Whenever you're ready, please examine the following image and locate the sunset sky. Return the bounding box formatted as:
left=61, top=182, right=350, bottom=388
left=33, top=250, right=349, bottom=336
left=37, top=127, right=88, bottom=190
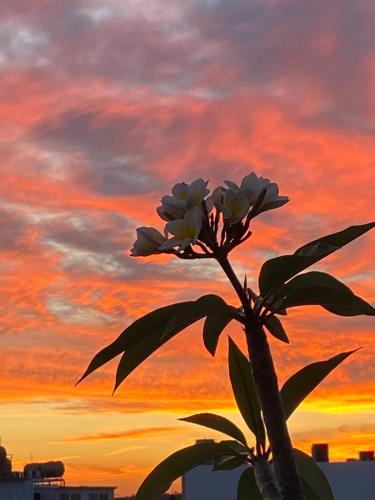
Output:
left=0, top=0, right=374, bottom=496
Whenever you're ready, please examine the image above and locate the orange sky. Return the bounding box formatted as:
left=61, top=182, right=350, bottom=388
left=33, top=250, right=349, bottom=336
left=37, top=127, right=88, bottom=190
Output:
left=0, top=0, right=374, bottom=495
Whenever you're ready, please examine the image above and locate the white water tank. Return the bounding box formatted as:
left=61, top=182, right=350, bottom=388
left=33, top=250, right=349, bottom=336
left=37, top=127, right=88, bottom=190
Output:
left=24, top=461, right=65, bottom=479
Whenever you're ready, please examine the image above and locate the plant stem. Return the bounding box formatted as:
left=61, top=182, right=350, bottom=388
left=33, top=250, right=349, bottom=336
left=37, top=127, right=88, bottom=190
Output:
left=254, top=459, right=281, bottom=500
left=217, top=254, right=305, bottom=500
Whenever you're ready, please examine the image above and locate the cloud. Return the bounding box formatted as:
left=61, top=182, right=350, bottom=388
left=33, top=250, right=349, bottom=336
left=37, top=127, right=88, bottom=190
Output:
left=64, top=426, right=180, bottom=442
left=103, top=445, right=146, bottom=457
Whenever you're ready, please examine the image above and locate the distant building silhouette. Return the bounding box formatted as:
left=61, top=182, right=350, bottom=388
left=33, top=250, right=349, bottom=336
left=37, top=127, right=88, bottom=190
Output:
left=183, top=442, right=375, bottom=500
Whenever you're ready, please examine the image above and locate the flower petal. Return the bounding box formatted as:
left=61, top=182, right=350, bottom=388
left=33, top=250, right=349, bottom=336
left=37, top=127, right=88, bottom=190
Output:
left=223, top=190, right=251, bottom=224
left=187, top=178, right=210, bottom=207
left=172, top=182, right=189, bottom=201
left=224, top=180, right=240, bottom=191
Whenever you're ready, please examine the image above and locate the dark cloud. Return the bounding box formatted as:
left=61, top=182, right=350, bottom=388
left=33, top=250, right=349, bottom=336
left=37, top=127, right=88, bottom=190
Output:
left=33, top=110, right=143, bottom=157
left=1, top=0, right=201, bottom=90
left=33, top=108, right=164, bottom=195
left=187, top=0, right=375, bottom=130
left=76, top=162, right=161, bottom=197
left=38, top=209, right=217, bottom=284
left=0, top=207, right=27, bottom=251
left=45, top=213, right=132, bottom=254
left=3, top=0, right=375, bottom=133
left=40, top=210, right=138, bottom=279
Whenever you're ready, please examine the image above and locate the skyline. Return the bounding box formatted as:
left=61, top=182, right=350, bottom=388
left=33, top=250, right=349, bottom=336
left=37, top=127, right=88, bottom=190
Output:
left=1, top=0, right=374, bottom=496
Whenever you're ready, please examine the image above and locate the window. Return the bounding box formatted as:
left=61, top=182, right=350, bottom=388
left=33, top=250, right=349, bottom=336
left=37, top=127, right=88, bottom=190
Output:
left=71, top=494, right=81, bottom=500
left=99, top=494, right=109, bottom=500
left=88, top=494, right=98, bottom=500
left=59, top=494, right=69, bottom=500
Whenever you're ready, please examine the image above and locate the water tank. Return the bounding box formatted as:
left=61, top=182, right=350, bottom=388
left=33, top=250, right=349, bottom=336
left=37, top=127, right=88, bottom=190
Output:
left=24, top=461, right=65, bottom=478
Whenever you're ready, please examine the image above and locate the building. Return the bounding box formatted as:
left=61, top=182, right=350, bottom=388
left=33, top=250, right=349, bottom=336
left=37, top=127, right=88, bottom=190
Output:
left=182, top=442, right=375, bottom=500
left=34, top=485, right=115, bottom=500
left=0, top=478, right=34, bottom=500
left=0, top=444, right=116, bottom=500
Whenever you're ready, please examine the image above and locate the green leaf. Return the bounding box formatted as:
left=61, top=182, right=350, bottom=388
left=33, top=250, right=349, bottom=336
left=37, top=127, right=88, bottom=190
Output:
left=114, top=296, right=229, bottom=391
left=296, top=222, right=375, bottom=257
left=77, top=301, right=192, bottom=385
left=301, top=478, right=320, bottom=500
left=259, top=222, right=375, bottom=296
left=213, top=455, right=244, bottom=471
left=79, top=294, right=232, bottom=392
left=180, top=413, right=248, bottom=446
left=228, top=338, right=266, bottom=449
left=271, top=271, right=375, bottom=316
left=163, top=294, right=230, bottom=339
left=323, top=295, right=375, bottom=316
left=237, top=467, right=262, bottom=500
left=135, top=441, right=239, bottom=500
left=203, top=312, right=233, bottom=356
left=281, top=350, right=358, bottom=419
left=263, top=315, right=289, bottom=343
left=281, top=271, right=350, bottom=296
left=294, top=449, right=334, bottom=500
left=259, top=254, right=318, bottom=297
left=113, top=317, right=187, bottom=392
left=276, top=271, right=369, bottom=310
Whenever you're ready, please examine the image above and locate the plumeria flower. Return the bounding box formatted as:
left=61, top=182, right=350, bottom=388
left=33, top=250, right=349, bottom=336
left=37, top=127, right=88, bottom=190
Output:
left=157, top=178, right=209, bottom=221
left=225, top=172, right=269, bottom=204
left=159, top=206, right=203, bottom=250
left=221, top=189, right=251, bottom=224
left=185, top=178, right=210, bottom=207
left=130, top=227, right=166, bottom=257
left=209, top=186, right=225, bottom=208
left=157, top=197, right=186, bottom=221
left=225, top=172, right=288, bottom=215
left=254, top=182, right=289, bottom=216
left=208, top=187, right=250, bottom=225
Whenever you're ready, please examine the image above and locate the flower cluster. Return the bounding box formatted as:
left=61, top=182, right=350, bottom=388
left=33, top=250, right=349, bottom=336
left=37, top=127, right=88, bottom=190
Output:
left=130, top=173, right=288, bottom=258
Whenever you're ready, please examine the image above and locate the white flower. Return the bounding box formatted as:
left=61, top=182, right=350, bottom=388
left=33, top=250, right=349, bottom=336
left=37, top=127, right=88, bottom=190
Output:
left=254, top=182, right=289, bottom=215
left=240, top=173, right=270, bottom=204
left=221, top=189, right=251, bottom=224
left=208, top=186, right=250, bottom=224
left=185, top=178, right=210, bottom=207
left=130, top=227, right=166, bottom=257
left=157, top=197, right=186, bottom=221
left=211, top=186, right=226, bottom=206
left=225, top=172, right=288, bottom=215
left=157, top=178, right=209, bottom=221
left=225, top=173, right=267, bottom=204
left=159, top=206, right=203, bottom=250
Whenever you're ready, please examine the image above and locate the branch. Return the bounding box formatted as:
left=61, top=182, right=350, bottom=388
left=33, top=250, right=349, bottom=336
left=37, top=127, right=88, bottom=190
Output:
left=254, top=459, right=281, bottom=500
